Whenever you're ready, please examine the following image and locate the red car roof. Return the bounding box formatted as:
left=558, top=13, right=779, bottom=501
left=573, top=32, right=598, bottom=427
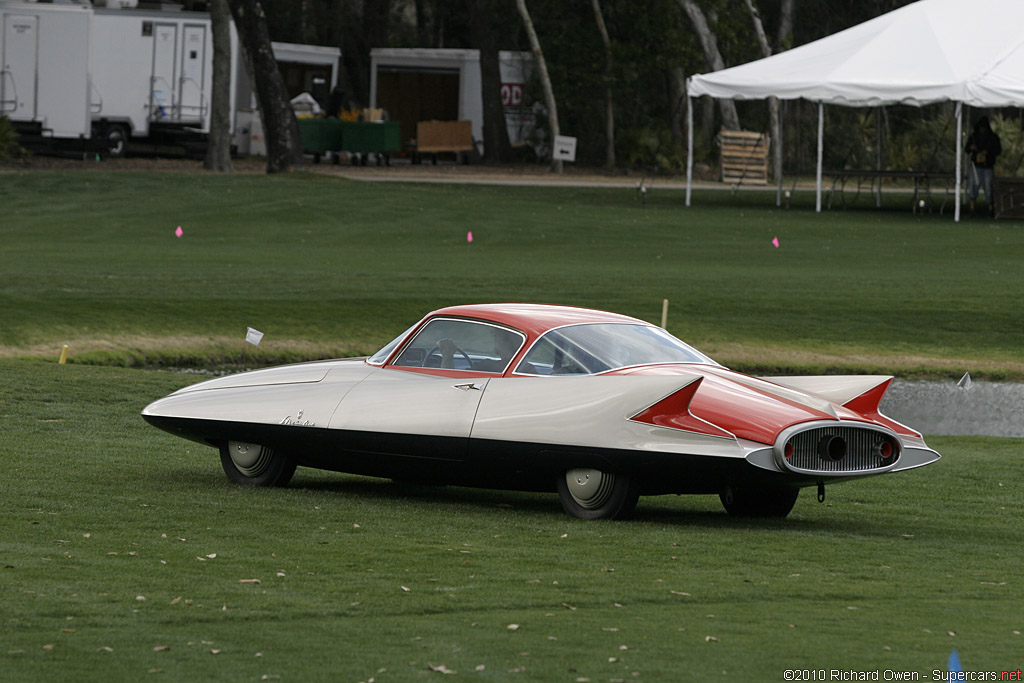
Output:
left=428, top=303, right=650, bottom=338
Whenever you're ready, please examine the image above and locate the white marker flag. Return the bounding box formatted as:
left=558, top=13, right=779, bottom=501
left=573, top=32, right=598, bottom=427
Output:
left=246, top=327, right=264, bottom=346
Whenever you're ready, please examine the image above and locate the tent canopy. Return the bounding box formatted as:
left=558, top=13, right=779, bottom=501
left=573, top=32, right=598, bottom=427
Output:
left=688, top=0, right=1024, bottom=108
left=683, top=0, right=1024, bottom=220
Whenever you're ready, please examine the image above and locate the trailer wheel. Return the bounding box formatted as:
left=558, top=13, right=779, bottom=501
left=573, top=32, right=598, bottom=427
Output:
left=101, top=124, right=129, bottom=159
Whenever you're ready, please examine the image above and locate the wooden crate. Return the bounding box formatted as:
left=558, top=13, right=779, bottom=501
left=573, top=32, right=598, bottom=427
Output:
left=720, top=129, right=770, bottom=185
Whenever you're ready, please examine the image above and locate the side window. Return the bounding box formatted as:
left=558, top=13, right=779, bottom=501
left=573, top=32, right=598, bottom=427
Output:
left=391, top=319, right=525, bottom=373
left=516, top=330, right=606, bottom=375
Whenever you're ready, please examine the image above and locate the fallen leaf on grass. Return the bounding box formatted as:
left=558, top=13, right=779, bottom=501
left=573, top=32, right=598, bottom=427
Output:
left=704, top=636, right=718, bottom=642
left=401, top=586, right=410, bottom=592
left=42, top=644, right=54, bottom=651
left=507, top=624, right=520, bottom=631
left=428, top=664, right=456, bottom=674
left=670, top=591, right=691, bottom=597
left=170, top=597, right=181, bottom=605
left=153, top=646, right=170, bottom=652
left=238, top=579, right=261, bottom=584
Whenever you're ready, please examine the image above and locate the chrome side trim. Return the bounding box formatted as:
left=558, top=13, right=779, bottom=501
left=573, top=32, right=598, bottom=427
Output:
left=745, top=447, right=780, bottom=472
left=889, top=446, right=941, bottom=472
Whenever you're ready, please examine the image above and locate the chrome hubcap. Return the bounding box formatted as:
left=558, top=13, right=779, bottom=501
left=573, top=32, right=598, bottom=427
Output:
left=228, top=441, right=273, bottom=477
left=565, top=468, right=615, bottom=509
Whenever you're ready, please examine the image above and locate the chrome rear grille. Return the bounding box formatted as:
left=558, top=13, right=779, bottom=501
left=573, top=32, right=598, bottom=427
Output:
left=782, top=425, right=900, bottom=474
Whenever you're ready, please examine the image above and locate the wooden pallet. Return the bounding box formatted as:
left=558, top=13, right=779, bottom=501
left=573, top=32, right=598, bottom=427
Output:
left=720, top=129, right=770, bottom=185
left=994, top=178, right=1024, bottom=219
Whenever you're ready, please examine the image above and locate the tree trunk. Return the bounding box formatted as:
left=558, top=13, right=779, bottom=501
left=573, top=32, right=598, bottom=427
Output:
left=227, top=0, right=303, bottom=173
left=742, top=0, right=779, bottom=182
left=676, top=0, right=740, bottom=131
left=775, top=0, right=795, bottom=51
left=471, top=1, right=513, bottom=163
left=515, top=0, right=562, bottom=173
left=204, top=0, right=234, bottom=172
left=669, top=66, right=686, bottom=146
left=590, top=0, right=615, bottom=169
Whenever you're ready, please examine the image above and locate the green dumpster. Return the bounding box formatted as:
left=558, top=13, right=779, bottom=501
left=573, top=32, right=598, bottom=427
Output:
left=296, top=119, right=343, bottom=159
left=340, top=121, right=401, bottom=164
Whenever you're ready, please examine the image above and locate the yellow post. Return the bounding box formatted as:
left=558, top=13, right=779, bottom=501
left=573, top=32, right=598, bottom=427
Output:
left=58, top=344, right=69, bottom=365
left=661, top=299, right=669, bottom=329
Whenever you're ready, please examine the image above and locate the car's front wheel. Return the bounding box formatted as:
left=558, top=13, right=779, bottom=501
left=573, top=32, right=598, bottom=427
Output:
left=219, top=441, right=296, bottom=487
left=556, top=468, right=640, bottom=520
left=719, top=485, right=798, bottom=518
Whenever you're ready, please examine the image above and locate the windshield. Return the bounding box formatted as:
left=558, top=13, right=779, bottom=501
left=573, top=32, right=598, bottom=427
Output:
left=515, top=323, right=717, bottom=376
left=367, top=324, right=417, bottom=365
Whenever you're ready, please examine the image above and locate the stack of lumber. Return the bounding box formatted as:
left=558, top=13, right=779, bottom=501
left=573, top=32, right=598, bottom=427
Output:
left=720, top=129, right=770, bottom=185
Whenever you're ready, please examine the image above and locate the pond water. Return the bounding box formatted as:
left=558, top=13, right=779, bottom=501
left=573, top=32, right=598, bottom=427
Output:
left=881, top=379, right=1024, bottom=438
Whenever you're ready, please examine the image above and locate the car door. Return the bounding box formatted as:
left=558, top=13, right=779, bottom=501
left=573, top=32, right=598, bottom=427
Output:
left=328, top=368, right=488, bottom=461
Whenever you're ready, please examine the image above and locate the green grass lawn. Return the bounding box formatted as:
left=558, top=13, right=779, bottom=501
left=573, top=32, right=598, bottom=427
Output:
left=1, top=360, right=1021, bottom=681
left=1, top=170, right=1022, bottom=377
left=1, top=170, right=1022, bottom=681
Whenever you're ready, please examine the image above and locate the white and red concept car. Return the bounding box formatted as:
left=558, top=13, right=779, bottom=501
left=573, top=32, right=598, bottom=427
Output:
left=142, top=304, right=940, bottom=519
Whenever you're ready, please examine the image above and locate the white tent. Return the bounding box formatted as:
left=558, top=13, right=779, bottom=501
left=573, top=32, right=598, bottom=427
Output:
left=685, top=0, right=1024, bottom=220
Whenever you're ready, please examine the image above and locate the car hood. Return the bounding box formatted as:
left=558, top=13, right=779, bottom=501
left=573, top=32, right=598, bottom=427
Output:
left=169, top=358, right=363, bottom=395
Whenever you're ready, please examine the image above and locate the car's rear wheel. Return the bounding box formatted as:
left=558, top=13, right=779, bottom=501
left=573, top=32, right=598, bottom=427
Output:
left=220, top=441, right=296, bottom=487
left=557, top=468, right=640, bottom=520
left=719, top=485, right=799, bottom=518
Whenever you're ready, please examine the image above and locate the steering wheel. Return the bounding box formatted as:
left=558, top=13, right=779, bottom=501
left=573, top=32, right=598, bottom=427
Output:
left=423, top=344, right=473, bottom=369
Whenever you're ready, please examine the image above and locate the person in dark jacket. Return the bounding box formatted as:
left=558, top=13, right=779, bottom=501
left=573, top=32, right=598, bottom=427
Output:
left=966, top=116, right=1002, bottom=217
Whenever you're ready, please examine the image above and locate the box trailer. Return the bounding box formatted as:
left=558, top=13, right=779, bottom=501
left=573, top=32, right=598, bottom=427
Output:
left=90, top=3, right=222, bottom=156
left=1, top=0, right=339, bottom=158
left=1, top=0, right=93, bottom=142
left=368, top=47, right=535, bottom=158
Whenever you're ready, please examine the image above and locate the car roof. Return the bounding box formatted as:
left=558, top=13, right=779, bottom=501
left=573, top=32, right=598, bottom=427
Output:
left=428, top=303, right=650, bottom=338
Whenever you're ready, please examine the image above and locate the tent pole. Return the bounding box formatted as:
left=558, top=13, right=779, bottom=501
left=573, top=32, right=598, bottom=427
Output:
left=816, top=102, right=824, bottom=213
left=686, top=94, right=694, bottom=207
left=776, top=99, right=783, bottom=207
left=876, top=107, right=883, bottom=208
left=954, top=102, right=962, bottom=222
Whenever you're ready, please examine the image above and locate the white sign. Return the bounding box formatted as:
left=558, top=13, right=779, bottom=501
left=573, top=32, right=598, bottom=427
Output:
left=246, top=327, right=264, bottom=346
left=553, top=135, right=577, bottom=162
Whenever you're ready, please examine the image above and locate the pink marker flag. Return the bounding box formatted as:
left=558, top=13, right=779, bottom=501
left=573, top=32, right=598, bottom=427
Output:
left=772, top=236, right=779, bottom=248
left=175, top=226, right=183, bottom=238
left=467, top=231, right=474, bottom=243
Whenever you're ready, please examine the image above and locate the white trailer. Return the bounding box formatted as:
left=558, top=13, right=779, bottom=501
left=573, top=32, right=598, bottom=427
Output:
left=1, top=0, right=93, bottom=141
left=1, top=0, right=340, bottom=158
left=89, top=3, right=223, bottom=155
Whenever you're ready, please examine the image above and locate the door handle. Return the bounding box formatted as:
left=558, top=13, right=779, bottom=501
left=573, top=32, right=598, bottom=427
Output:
left=453, top=383, right=484, bottom=391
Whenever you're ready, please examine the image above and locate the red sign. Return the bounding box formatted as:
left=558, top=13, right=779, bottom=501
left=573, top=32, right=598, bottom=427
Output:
left=501, top=83, right=524, bottom=107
